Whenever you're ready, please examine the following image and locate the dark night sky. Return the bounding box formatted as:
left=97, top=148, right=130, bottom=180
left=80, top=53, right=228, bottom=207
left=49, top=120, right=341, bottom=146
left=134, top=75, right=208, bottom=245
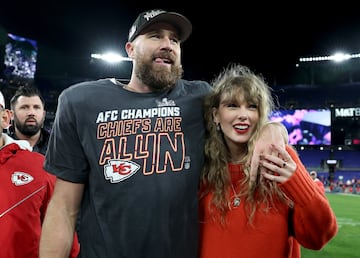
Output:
left=1, top=1, right=360, bottom=85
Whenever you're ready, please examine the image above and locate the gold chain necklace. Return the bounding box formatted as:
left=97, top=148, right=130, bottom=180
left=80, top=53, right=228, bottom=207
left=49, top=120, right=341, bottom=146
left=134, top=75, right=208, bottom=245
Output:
left=230, top=182, right=241, bottom=207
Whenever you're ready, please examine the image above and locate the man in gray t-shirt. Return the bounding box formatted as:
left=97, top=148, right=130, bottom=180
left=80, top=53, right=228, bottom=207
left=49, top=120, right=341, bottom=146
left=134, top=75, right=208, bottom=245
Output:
left=39, top=9, right=285, bottom=258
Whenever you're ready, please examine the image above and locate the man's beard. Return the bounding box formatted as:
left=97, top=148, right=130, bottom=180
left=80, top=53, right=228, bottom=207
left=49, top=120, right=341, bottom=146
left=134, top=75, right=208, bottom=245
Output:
left=14, top=120, right=41, bottom=137
left=134, top=53, right=183, bottom=91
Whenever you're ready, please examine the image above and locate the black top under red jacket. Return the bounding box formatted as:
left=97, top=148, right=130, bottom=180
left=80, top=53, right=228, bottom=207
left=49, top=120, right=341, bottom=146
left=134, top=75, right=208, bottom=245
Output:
left=8, top=127, right=50, bottom=156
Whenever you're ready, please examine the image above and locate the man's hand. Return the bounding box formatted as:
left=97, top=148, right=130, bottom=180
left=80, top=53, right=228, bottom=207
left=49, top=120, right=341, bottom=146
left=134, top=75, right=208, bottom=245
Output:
left=248, top=122, right=288, bottom=184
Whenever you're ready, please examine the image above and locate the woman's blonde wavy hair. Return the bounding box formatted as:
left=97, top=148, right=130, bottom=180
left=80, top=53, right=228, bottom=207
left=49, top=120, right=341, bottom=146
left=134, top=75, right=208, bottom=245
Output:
left=200, top=63, right=290, bottom=224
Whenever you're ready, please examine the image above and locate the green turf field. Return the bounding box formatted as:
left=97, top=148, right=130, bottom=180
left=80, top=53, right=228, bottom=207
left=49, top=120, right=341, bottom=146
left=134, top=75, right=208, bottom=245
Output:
left=302, top=193, right=360, bottom=258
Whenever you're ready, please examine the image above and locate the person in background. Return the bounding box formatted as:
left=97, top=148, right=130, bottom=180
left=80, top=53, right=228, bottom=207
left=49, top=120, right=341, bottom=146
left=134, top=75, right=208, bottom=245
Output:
left=8, top=85, right=49, bottom=155
left=198, top=64, right=337, bottom=258
left=0, top=90, right=79, bottom=258
left=310, top=170, right=326, bottom=193
left=39, top=10, right=286, bottom=258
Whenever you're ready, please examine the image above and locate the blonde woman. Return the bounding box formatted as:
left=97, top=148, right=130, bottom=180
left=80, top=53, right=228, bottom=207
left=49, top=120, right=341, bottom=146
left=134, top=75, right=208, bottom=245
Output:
left=198, top=64, right=337, bottom=258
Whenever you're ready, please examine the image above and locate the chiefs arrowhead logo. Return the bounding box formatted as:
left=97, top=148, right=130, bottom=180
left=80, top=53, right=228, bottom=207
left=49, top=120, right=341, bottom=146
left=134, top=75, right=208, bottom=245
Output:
left=11, top=172, right=34, bottom=186
left=104, top=159, right=140, bottom=183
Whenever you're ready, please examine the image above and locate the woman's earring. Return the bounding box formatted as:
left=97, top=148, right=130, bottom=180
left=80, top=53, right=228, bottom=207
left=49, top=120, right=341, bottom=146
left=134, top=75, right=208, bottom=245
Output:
left=216, top=123, right=220, bottom=131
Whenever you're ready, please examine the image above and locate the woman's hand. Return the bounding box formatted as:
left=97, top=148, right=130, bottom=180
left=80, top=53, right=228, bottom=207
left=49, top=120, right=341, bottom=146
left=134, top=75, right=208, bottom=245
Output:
left=259, top=144, right=297, bottom=183
left=249, top=122, right=288, bottom=183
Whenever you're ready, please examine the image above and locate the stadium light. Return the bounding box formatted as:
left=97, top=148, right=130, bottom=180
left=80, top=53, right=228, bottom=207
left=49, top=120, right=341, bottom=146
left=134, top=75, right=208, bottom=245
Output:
left=91, top=52, right=132, bottom=63
left=299, top=52, right=360, bottom=64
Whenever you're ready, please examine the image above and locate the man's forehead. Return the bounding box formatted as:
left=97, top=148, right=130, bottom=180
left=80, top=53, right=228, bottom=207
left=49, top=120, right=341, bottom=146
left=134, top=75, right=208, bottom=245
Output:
left=17, top=95, right=41, bottom=101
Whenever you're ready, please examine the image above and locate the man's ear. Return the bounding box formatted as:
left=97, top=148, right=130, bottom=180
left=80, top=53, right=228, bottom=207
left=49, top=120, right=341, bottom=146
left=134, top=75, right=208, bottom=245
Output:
left=125, top=41, right=135, bottom=59
left=0, top=109, right=12, bottom=129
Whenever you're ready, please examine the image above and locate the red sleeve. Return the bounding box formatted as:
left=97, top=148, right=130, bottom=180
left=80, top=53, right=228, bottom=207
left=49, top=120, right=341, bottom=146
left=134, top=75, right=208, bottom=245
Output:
left=279, top=146, right=338, bottom=250
left=69, top=232, right=80, bottom=258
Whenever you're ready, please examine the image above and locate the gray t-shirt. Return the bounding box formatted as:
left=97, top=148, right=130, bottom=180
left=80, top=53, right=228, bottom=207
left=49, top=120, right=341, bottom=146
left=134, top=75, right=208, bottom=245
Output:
left=44, top=78, right=211, bottom=258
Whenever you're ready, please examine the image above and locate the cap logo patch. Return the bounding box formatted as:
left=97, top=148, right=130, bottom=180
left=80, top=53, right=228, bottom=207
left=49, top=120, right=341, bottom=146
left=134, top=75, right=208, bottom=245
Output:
left=143, top=10, right=165, bottom=21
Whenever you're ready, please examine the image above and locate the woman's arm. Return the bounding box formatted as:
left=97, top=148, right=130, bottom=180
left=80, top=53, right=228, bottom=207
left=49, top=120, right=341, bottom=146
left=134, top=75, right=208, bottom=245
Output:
left=280, top=146, right=338, bottom=250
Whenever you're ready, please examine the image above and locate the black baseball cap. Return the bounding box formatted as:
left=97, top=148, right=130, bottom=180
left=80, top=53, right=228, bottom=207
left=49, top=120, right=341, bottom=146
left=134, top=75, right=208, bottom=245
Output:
left=128, top=9, right=192, bottom=42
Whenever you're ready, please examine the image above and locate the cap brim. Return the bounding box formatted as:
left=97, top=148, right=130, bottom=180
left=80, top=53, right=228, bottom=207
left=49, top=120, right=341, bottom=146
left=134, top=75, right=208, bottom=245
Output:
left=135, top=12, right=192, bottom=42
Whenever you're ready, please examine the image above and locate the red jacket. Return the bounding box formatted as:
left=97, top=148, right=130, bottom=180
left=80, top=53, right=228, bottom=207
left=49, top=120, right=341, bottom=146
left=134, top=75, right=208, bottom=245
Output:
left=0, top=142, right=80, bottom=258
left=199, top=145, right=337, bottom=258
